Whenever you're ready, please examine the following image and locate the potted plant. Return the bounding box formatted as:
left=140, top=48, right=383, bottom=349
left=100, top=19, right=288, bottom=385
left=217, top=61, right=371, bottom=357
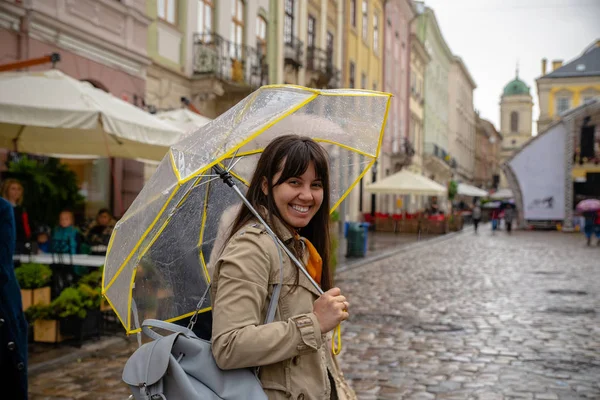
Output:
left=80, top=267, right=111, bottom=312
left=15, top=263, right=52, bottom=311
left=26, top=283, right=102, bottom=343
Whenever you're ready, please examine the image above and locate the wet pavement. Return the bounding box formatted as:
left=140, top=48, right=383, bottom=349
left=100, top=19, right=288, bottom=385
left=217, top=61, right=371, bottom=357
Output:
left=337, top=229, right=600, bottom=400
left=28, top=229, right=600, bottom=399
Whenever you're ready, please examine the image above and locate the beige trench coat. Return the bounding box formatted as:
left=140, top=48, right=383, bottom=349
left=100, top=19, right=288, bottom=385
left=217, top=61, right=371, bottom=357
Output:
left=211, top=216, right=356, bottom=400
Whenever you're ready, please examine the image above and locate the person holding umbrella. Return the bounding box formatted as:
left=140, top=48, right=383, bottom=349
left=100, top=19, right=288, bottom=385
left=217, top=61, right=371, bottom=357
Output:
left=210, top=135, right=355, bottom=399
left=576, top=199, right=600, bottom=246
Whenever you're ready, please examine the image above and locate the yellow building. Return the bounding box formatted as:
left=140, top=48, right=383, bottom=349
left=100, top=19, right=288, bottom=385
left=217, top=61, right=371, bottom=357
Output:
left=341, top=0, right=384, bottom=220
left=537, top=39, right=600, bottom=132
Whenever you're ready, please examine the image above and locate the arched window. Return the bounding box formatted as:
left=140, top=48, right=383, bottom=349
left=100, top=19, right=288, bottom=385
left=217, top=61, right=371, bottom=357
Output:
left=510, top=111, right=519, bottom=133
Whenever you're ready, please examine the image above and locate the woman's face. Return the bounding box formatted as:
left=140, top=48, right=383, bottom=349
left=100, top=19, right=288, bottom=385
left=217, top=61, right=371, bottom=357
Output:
left=7, top=183, right=23, bottom=203
left=264, top=161, right=324, bottom=229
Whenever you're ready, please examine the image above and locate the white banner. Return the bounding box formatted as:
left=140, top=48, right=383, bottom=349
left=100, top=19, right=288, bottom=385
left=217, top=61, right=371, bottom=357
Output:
left=508, top=123, right=566, bottom=220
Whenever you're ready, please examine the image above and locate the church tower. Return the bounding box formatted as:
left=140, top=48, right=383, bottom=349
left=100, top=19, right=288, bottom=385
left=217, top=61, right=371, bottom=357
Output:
left=499, top=69, right=533, bottom=188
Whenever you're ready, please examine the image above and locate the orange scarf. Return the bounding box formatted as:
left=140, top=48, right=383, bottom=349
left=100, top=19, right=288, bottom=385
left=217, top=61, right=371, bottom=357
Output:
left=295, top=234, right=322, bottom=286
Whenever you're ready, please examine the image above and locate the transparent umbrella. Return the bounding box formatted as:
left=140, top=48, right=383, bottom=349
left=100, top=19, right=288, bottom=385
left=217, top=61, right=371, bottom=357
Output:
left=101, top=85, right=392, bottom=334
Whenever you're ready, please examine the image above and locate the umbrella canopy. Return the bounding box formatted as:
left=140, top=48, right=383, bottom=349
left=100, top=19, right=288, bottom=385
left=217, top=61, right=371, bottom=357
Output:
left=490, top=188, right=514, bottom=200
left=155, top=109, right=212, bottom=134
left=102, top=85, right=392, bottom=333
left=483, top=201, right=502, bottom=209
left=365, top=169, right=447, bottom=196
left=576, top=198, right=600, bottom=212
left=0, top=69, right=183, bottom=161
left=457, top=183, right=488, bottom=197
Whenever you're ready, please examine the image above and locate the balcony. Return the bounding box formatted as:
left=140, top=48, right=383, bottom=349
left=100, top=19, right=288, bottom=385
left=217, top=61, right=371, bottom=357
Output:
left=390, top=137, right=415, bottom=168
left=423, top=143, right=453, bottom=175
left=284, top=36, right=303, bottom=69
left=305, top=47, right=341, bottom=89
left=193, top=33, right=268, bottom=90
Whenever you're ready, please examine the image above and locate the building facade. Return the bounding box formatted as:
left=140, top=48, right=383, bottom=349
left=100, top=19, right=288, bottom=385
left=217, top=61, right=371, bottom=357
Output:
left=342, top=0, right=384, bottom=220
left=378, top=0, right=415, bottom=213
left=0, top=0, right=152, bottom=217
left=145, top=0, right=272, bottom=118
left=474, top=115, right=502, bottom=190
left=499, top=72, right=533, bottom=188
left=448, top=56, right=476, bottom=183
left=537, top=40, right=600, bottom=133
left=408, top=31, right=430, bottom=178
left=414, top=4, right=453, bottom=189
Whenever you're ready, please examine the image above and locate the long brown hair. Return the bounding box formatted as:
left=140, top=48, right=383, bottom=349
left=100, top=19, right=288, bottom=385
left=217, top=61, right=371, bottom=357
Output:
left=1, top=178, right=24, bottom=205
left=226, top=135, right=332, bottom=291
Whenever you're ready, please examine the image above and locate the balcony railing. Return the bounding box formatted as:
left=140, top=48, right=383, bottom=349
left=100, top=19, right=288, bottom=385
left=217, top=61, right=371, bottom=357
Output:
left=424, top=143, right=456, bottom=168
left=193, top=33, right=268, bottom=88
left=305, top=46, right=341, bottom=88
left=284, top=35, right=303, bottom=68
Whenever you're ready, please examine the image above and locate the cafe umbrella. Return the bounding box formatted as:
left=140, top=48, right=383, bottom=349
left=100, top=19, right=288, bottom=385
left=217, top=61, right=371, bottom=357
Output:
left=101, top=85, right=392, bottom=347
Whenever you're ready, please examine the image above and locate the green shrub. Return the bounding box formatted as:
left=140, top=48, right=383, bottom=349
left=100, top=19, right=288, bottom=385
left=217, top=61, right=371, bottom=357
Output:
left=15, top=263, right=52, bottom=289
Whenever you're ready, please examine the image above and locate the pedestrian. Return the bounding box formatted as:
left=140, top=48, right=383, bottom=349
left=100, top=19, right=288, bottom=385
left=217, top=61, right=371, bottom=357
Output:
left=0, top=197, right=29, bottom=400
left=51, top=209, right=80, bottom=254
left=472, top=200, right=482, bottom=233
left=582, top=210, right=597, bottom=246
left=595, top=210, right=600, bottom=246
left=1, top=179, right=31, bottom=254
left=491, top=208, right=500, bottom=233
left=210, top=135, right=355, bottom=399
left=504, top=204, right=515, bottom=234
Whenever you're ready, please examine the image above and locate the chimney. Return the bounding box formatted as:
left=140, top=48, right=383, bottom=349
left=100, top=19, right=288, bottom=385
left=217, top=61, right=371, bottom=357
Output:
left=552, top=60, right=563, bottom=71
left=541, top=58, right=547, bottom=75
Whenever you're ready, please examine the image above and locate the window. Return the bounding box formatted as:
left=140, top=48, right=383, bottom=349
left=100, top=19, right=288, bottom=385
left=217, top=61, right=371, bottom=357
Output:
left=362, top=0, right=368, bottom=42
left=326, top=31, right=334, bottom=58
left=197, top=0, right=214, bottom=41
left=231, top=0, right=245, bottom=59
left=157, top=0, right=176, bottom=24
left=256, top=16, right=267, bottom=57
left=361, top=72, right=366, bottom=89
left=556, top=97, right=570, bottom=115
left=349, top=61, right=355, bottom=88
left=307, top=15, right=316, bottom=49
left=350, top=0, right=356, bottom=27
left=284, top=0, right=294, bottom=44
left=510, top=111, right=519, bottom=133
left=373, top=13, right=379, bottom=52
left=372, top=82, right=377, bottom=91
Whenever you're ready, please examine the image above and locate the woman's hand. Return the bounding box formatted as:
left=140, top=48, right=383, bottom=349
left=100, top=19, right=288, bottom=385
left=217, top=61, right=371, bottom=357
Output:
left=313, top=287, right=349, bottom=334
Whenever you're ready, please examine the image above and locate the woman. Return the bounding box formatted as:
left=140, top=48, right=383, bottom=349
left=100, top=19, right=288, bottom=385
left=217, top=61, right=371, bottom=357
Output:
left=211, top=135, right=355, bottom=399
left=1, top=179, right=31, bottom=253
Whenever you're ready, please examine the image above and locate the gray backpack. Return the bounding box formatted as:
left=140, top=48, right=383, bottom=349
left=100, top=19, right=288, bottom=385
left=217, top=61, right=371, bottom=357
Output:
left=122, top=318, right=268, bottom=400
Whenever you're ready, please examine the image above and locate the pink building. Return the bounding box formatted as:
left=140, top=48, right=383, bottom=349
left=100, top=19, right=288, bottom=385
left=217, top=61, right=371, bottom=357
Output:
left=0, top=0, right=151, bottom=217
left=378, top=0, right=415, bottom=212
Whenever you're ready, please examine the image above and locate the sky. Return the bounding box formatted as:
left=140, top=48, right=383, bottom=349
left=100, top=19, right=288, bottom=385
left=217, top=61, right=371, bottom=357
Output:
left=421, top=0, right=600, bottom=135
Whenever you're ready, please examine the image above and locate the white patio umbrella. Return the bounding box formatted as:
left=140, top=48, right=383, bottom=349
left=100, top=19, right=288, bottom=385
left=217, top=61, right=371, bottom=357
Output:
left=365, top=169, right=447, bottom=196
left=155, top=108, right=212, bottom=135
left=0, top=69, right=184, bottom=161
left=490, top=188, right=514, bottom=200
left=457, top=183, right=488, bottom=197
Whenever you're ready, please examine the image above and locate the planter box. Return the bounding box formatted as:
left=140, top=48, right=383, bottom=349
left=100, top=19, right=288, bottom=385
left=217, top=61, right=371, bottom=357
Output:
left=100, top=298, right=112, bottom=312
left=21, top=287, right=51, bottom=311
left=33, top=319, right=68, bottom=343
left=397, top=219, right=420, bottom=234
left=375, top=217, right=395, bottom=232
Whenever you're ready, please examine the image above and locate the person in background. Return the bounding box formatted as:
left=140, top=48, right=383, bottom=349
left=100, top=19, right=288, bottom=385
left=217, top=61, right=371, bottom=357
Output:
left=472, top=200, right=482, bottom=234
left=491, top=208, right=500, bottom=233
left=582, top=210, right=597, bottom=246
left=52, top=210, right=79, bottom=254
left=0, top=197, right=28, bottom=399
left=1, top=179, right=31, bottom=254
left=35, top=227, right=51, bottom=254
left=85, top=208, right=116, bottom=255
left=504, top=204, right=515, bottom=234
left=595, top=210, right=600, bottom=246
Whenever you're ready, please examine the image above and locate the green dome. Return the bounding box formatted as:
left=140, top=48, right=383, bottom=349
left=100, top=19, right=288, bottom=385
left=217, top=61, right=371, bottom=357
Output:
left=503, top=78, right=530, bottom=96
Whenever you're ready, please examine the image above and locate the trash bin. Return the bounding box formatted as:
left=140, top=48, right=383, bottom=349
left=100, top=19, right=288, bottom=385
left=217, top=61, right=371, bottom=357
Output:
left=346, top=222, right=369, bottom=257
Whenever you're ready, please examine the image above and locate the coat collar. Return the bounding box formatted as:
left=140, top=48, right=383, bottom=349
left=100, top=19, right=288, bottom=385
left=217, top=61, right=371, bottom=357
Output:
left=257, top=205, right=295, bottom=243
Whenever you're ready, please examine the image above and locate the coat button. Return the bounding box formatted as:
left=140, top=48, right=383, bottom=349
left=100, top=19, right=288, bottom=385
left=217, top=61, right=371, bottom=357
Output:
left=297, top=394, right=305, bottom=400
left=16, top=362, right=25, bottom=371
left=7, top=342, right=15, bottom=351
left=292, top=356, right=300, bottom=366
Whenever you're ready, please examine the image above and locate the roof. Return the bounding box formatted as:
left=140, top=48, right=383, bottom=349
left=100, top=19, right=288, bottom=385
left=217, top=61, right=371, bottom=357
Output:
left=543, top=41, right=600, bottom=79
left=453, top=56, right=477, bottom=89
left=503, top=77, right=530, bottom=96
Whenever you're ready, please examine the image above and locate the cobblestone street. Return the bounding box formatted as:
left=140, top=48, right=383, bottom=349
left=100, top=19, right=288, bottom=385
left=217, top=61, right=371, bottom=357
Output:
left=338, top=230, right=600, bottom=400
left=29, top=229, right=600, bottom=399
